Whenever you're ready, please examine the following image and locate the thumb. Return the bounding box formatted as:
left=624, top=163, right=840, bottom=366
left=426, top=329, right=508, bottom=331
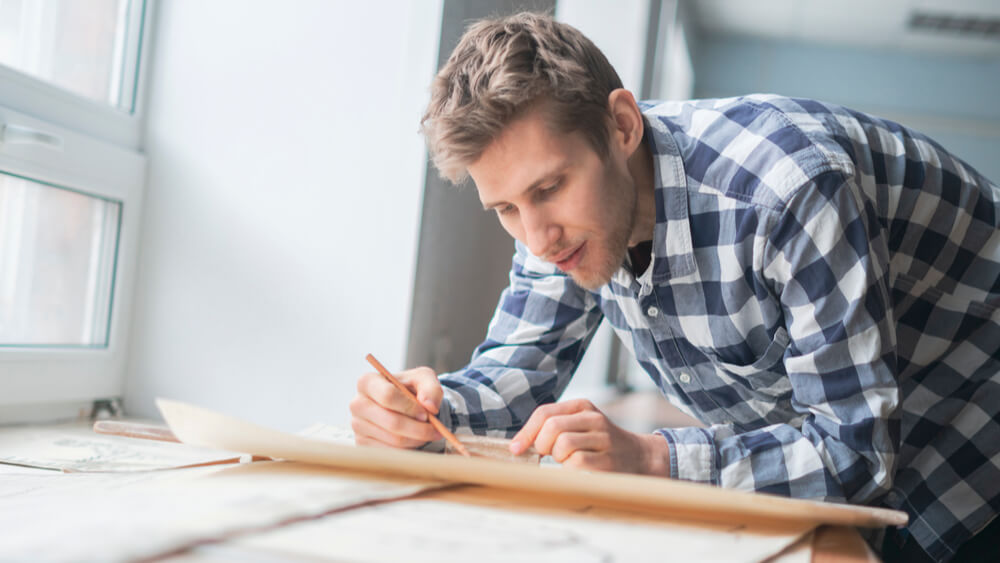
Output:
left=402, top=367, right=443, bottom=415
left=415, top=389, right=441, bottom=415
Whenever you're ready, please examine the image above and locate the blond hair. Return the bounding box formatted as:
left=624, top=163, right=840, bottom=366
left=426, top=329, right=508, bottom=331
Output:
left=421, top=12, right=624, bottom=184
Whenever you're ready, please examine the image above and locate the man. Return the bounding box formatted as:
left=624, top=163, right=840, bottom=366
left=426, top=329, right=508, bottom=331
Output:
left=349, top=12, right=999, bottom=562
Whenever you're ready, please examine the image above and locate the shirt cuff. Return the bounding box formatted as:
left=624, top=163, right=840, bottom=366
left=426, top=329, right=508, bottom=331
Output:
left=415, top=388, right=458, bottom=453
left=656, top=427, right=719, bottom=485
left=436, top=386, right=464, bottom=431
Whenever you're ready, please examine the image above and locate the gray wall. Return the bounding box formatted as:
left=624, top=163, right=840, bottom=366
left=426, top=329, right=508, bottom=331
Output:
left=693, top=34, right=1000, bottom=181
left=406, top=0, right=557, bottom=374
left=406, top=0, right=691, bottom=398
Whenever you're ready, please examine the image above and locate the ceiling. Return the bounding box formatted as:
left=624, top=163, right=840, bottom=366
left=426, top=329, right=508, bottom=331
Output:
left=692, top=0, right=1000, bottom=56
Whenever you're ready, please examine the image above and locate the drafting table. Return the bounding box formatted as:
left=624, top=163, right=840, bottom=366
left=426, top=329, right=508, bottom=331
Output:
left=0, top=406, right=893, bottom=562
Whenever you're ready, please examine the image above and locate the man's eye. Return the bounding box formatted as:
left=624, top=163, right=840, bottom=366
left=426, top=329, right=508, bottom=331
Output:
left=537, top=182, right=561, bottom=199
left=497, top=204, right=516, bottom=216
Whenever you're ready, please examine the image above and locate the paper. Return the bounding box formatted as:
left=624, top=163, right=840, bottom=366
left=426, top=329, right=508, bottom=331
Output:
left=157, top=398, right=909, bottom=529
left=295, top=422, right=356, bottom=444
left=768, top=531, right=815, bottom=563
left=0, top=421, right=243, bottom=472
left=445, top=433, right=541, bottom=463
left=0, top=460, right=444, bottom=562
left=209, top=494, right=813, bottom=563
left=298, top=423, right=541, bottom=463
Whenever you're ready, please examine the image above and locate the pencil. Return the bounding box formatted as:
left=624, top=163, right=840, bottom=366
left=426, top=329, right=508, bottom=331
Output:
left=365, top=353, right=471, bottom=457
left=93, top=420, right=180, bottom=442
left=92, top=419, right=272, bottom=465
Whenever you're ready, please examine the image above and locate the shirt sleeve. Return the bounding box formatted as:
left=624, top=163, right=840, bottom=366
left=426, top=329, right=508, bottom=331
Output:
left=436, top=241, right=604, bottom=436
left=659, top=170, right=900, bottom=505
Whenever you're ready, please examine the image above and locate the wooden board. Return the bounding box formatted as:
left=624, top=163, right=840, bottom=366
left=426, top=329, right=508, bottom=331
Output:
left=157, top=398, right=908, bottom=529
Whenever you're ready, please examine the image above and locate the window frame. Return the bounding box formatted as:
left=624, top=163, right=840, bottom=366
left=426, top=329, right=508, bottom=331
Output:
left=0, top=0, right=149, bottom=149
left=0, top=0, right=153, bottom=420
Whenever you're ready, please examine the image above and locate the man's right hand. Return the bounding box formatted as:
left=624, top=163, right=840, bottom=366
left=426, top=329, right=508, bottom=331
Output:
left=349, top=366, right=444, bottom=449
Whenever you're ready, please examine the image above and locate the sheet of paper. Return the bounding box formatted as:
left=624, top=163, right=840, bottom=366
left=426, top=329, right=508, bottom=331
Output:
left=209, top=495, right=812, bottom=563
left=0, top=421, right=242, bottom=472
left=296, top=422, right=356, bottom=443
left=158, top=398, right=909, bottom=529
left=298, top=423, right=540, bottom=463
left=0, top=460, right=444, bottom=562
left=768, top=531, right=815, bottom=563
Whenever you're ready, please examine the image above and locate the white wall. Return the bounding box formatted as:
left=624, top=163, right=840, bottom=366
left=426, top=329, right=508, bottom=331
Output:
left=556, top=0, right=649, bottom=93
left=124, top=1, right=443, bottom=431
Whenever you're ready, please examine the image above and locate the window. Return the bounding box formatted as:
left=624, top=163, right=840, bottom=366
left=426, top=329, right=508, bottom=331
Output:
left=0, top=174, right=121, bottom=347
left=0, top=0, right=150, bottom=422
left=0, top=0, right=143, bottom=109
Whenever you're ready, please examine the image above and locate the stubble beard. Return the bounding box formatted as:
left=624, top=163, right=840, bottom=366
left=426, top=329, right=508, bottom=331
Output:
left=569, top=167, right=637, bottom=291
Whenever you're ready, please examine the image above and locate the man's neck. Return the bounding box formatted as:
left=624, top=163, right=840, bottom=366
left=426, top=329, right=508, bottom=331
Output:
left=627, top=135, right=657, bottom=247
left=628, top=240, right=654, bottom=277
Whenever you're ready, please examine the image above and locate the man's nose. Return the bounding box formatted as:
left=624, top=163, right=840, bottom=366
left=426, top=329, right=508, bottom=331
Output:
left=522, top=207, right=560, bottom=258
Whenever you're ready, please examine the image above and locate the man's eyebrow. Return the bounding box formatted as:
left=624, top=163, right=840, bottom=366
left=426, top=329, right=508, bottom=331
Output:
left=481, top=166, right=566, bottom=210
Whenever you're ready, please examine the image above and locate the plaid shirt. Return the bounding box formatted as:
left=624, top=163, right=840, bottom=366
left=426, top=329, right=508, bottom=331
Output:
left=436, top=95, right=1000, bottom=561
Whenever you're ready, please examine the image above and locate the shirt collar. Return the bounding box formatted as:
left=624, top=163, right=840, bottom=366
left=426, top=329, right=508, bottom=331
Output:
left=635, top=113, right=696, bottom=284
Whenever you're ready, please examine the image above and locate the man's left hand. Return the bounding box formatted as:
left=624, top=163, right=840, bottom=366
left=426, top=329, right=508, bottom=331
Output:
left=509, top=398, right=671, bottom=476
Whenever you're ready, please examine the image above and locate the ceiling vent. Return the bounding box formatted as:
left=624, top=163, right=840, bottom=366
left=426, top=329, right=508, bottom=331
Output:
left=908, top=12, right=1000, bottom=40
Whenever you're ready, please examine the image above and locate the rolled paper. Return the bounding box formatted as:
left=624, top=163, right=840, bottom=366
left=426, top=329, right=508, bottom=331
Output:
left=445, top=434, right=540, bottom=464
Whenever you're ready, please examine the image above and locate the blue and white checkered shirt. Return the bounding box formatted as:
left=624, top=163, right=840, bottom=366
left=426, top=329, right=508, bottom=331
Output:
left=436, top=95, right=1000, bottom=561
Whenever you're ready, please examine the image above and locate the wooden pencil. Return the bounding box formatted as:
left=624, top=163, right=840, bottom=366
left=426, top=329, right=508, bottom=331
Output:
left=93, top=420, right=180, bottom=442
left=365, top=353, right=471, bottom=457
left=92, top=419, right=272, bottom=465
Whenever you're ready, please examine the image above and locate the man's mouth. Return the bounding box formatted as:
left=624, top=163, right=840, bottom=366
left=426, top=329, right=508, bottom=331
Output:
left=552, top=242, right=585, bottom=272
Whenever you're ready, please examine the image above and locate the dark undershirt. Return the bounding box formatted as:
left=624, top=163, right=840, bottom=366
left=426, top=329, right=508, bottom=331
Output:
left=627, top=240, right=653, bottom=278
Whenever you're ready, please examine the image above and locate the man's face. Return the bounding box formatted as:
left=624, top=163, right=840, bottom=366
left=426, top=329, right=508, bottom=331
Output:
left=468, top=107, right=638, bottom=291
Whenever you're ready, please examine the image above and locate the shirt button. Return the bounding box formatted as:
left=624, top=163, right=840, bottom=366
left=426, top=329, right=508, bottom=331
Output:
left=679, top=373, right=692, bottom=384
left=647, top=306, right=659, bottom=318
left=886, top=491, right=900, bottom=505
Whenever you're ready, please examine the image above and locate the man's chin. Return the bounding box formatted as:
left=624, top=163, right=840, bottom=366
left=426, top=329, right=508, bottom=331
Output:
left=568, top=269, right=613, bottom=291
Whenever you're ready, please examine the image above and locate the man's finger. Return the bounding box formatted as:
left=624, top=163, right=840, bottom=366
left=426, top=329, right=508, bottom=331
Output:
left=352, top=414, right=433, bottom=449
left=561, top=450, right=615, bottom=472
left=397, top=367, right=443, bottom=414
left=549, top=430, right=610, bottom=463
left=350, top=393, right=441, bottom=443
left=532, top=411, right=603, bottom=455
left=357, top=371, right=428, bottom=421
left=510, top=399, right=594, bottom=454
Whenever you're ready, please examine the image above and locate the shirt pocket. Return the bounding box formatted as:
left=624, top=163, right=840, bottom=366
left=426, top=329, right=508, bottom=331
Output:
left=702, top=327, right=792, bottom=396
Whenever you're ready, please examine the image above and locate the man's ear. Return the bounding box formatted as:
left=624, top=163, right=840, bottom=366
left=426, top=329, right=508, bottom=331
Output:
left=607, top=89, right=644, bottom=157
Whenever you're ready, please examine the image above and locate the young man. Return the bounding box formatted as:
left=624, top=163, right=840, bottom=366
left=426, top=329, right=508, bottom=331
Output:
left=350, top=12, right=999, bottom=562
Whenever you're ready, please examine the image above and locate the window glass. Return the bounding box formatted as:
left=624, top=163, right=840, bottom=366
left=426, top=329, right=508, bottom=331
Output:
left=0, top=172, right=121, bottom=347
left=0, top=0, right=141, bottom=110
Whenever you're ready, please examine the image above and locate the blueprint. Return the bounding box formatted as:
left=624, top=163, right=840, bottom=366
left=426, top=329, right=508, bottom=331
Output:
left=0, top=460, right=444, bottom=562
left=225, top=493, right=812, bottom=562
left=0, top=421, right=242, bottom=472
